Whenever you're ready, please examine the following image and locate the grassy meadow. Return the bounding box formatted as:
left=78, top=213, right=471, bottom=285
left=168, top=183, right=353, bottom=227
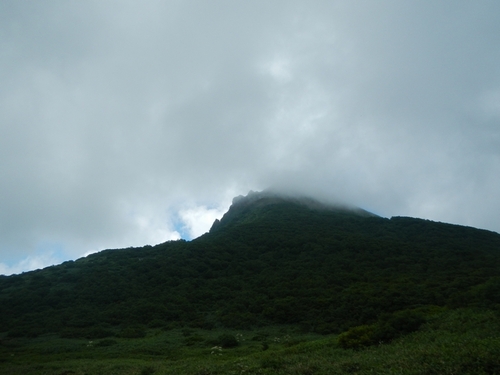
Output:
left=2, top=308, right=500, bottom=375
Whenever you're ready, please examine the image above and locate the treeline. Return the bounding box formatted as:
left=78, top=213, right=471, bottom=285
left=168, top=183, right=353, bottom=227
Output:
left=1, top=197, right=500, bottom=338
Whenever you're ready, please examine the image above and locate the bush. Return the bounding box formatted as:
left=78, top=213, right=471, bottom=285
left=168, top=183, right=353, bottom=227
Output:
left=338, top=309, right=426, bottom=349
left=338, top=325, right=375, bottom=349
left=184, top=334, right=204, bottom=346
left=217, top=333, right=239, bottom=348
left=372, top=309, right=425, bottom=343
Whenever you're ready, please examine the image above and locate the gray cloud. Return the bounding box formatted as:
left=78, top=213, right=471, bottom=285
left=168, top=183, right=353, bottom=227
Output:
left=1, top=0, right=500, bottom=274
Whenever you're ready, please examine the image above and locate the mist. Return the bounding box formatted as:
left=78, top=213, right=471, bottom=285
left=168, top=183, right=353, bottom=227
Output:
left=1, top=0, right=500, bottom=274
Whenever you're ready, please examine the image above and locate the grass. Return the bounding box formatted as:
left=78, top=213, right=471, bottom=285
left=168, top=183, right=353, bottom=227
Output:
left=1, top=308, right=500, bottom=374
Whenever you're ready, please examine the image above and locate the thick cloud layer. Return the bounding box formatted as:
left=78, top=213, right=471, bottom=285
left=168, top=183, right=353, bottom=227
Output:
left=1, top=1, right=500, bottom=274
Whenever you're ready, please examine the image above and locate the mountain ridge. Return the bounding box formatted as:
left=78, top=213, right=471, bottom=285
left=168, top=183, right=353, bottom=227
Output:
left=1, top=190, right=500, bottom=339
left=209, top=190, right=377, bottom=233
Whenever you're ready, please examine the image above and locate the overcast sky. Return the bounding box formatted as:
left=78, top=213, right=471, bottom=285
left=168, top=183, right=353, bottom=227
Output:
left=1, top=0, right=500, bottom=275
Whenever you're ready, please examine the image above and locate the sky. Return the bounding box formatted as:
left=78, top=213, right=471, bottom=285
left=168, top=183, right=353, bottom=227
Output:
left=1, top=0, right=500, bottom=275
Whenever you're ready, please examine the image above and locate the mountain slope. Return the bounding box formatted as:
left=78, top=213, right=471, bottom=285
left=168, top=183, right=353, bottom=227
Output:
left=1, top=191, right=500, bottom=338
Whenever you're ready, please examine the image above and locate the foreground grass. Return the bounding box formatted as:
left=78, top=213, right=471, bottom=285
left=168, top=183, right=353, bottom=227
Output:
left=2, top=309, right=500, bottom=374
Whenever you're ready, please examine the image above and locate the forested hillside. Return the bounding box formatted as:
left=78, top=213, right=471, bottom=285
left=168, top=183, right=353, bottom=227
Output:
left=1, top=191, right=500, bottom=340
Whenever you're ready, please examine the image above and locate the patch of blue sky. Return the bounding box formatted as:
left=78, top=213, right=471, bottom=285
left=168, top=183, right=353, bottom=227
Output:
left=171, top=213, right=193, bottom=241
left=0, top=241, right=67, bottom=275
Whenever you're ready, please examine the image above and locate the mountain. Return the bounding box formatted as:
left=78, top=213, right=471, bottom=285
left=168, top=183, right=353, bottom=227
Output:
left=209, top=190, right=376, bottom=233
left=1, top=190, right=500, bottom=339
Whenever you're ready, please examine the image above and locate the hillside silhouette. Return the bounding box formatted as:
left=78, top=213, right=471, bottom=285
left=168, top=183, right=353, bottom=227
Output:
left=1, top=190, right=500, bottom=339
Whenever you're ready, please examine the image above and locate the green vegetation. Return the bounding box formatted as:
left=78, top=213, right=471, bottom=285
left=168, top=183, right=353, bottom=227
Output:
left=1, top=309, right=500, bottom=374
left=1, top=191, right=500, bottom=373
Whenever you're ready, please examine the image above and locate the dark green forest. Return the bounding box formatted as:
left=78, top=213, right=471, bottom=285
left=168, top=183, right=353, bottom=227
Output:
left=2, top=191, right=500, bottom=337
left=2, top=191, right=500, bottom=374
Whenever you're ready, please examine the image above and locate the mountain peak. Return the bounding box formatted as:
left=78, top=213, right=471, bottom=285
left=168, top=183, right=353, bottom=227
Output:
left=209, top=190, right=376, bottom=233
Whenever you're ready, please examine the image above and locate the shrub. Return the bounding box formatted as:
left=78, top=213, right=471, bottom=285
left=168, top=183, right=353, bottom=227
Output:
left=217, top=333, right=239, bottom=348
left=372, top=309, right=425, bottom=343
left=338, top=325, right=375, bottom=349
left=184, top=334, right=204, bottom=346
left=338, top=309, right=426, bottom=349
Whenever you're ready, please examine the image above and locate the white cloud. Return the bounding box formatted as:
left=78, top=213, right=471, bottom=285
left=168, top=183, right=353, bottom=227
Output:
left=0, top=252, right=60, bottom=276
left=179, top=205, right=229, bottom=239
left=1, top=1, right=500, bottom=273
